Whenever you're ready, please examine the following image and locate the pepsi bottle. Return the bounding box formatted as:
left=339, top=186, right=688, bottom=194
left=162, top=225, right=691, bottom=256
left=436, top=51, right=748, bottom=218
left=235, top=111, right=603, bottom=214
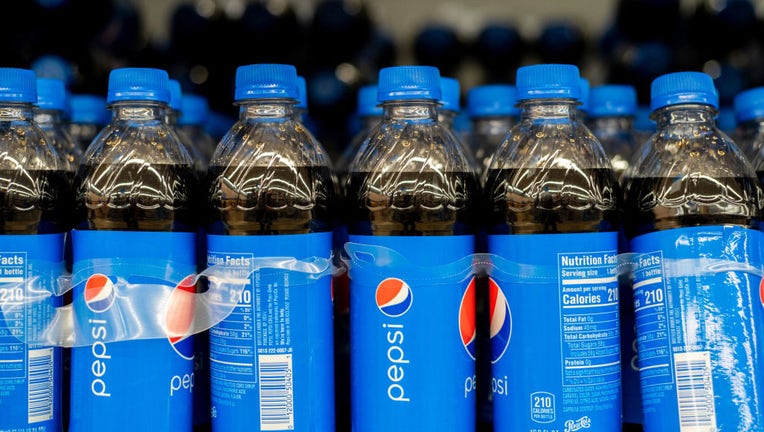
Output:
left=484, top=64, right=621, bottom=431
left=35, top=77, right=82, bottom=182
left=345, top=66, right=478, bottom=431
left=0, top=67, right=68, bottom=432
left=69, top=68, right=198, bottom=432
left=465, top=84, right=518, bottom=181
left=68, top=94, right=109, bottom=151
left=624, top=71, right=764, bottom=431
left=733, top=86, right=764, bottom=160
left=206, top=63, right=335, bottom=432
left=335, top=85, right=382, bottom=189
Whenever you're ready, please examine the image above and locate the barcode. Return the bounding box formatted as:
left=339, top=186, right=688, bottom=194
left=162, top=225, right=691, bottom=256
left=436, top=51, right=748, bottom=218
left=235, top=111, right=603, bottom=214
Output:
left=258, top=354, right=294, bottom=431
left=27, top=348, right=54, bottom=424
left=674, top=351, right=716, bottom=431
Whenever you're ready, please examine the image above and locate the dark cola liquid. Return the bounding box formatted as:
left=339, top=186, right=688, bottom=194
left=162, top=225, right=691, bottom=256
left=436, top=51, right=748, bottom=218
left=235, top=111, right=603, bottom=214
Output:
left=206, top=165, right=334, bottom=235
left=345, top=171, right=478, bottom=236
left=484, top=167, right=620, bottom=235
left=624, top=176, right=759, bottom=238
left=74, top=163, right=199, bottom=232
left=0, top=169, right=71, bottom=234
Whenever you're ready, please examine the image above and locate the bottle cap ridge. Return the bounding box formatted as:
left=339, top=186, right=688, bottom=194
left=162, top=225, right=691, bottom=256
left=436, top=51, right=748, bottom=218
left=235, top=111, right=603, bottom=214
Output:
left=515, top=64, right=582, bottom=101
left=650, top=71, right=718, bottom=111
left=107, top=68, right=171, bottom=104
left=377, top=66, right=442, bottom=102
left=235, top=64, right=299, bottom=101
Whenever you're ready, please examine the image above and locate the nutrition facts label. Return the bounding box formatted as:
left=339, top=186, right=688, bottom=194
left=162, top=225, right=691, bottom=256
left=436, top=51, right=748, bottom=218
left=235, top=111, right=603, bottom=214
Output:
left=209, top=252, right=257, bottom=385
left=558, top=250, right=621, bottom=407
left=631, top=251, right=673, bottom=387
left=0, top=252, right=27, bottom=380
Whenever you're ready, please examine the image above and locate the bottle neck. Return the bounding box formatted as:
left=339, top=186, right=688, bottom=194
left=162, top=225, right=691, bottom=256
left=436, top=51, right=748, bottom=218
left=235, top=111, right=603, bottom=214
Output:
left=382, top=99, right=439, bottom=122
left=652, top=104, right=718, bottom=129
left=472, top=116, right=515, bottom=135
left=438, top=109, right=457, bottom=129
left=518, top=99, right=580, bottom=122
left=109, top=101, right=168, bottom=122
left=238, top=99, right=296, bottom=121
left=590, top=116, right=634, bottom=133
left=0, top=102, right=35, bottom=121
left=34, top=109, right=67, bottom=126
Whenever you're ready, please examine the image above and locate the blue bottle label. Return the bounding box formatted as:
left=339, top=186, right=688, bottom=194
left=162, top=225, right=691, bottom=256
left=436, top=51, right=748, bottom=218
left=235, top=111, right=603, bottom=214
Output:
left=207, top=232, right=334, bottom=432
left=630, top=225, right=764, bottom=431
left=68, top=230, right=196, bottom=432
left=488, top=232, right=621, bottom=432
left=348, top=235, right=476, bottom=432
left=0, top=233, right=64, bottom=432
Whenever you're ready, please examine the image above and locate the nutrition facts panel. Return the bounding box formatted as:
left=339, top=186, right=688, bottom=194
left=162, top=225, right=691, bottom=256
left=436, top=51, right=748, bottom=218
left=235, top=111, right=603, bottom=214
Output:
left=208, top=251, right=257, bottom=385
left=0, top=252, right=27, bottom=380
left=558, top=251, right=621, bottom=387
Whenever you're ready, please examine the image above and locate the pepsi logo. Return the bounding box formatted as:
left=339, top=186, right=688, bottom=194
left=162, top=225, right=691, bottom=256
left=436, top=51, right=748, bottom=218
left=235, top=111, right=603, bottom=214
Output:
left=165, top=274, right=197, bottom=360
left=489, top=278, right=511, bottom=363
left=84, top=274, right=116, bottom=313
left=760, top=277, right=764, bottom=308
left=459, top=277, right=477, bottom=360
left=376, top=278, right=412, bottom=317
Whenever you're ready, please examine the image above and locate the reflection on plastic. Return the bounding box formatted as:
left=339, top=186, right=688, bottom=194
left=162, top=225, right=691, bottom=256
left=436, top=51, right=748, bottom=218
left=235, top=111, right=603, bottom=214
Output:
left=0, top=257, right=334, bottom=347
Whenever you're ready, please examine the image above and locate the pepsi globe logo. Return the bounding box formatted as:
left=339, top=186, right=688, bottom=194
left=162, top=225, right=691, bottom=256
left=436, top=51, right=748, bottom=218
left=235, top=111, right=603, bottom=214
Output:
left=760, top=277, right=764, bottom=309
left=489, top=278, right=511, bottom=363
left=165, top=274, right=197, bottom=360
left=84, top=274, right=117, bottom=313
left=459, top=277, right=477, bottom=360
left=376, top=278, right=413, bottom=317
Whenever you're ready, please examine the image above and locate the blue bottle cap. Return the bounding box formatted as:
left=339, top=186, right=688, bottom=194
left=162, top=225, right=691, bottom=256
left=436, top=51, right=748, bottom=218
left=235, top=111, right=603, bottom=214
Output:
left=649, top=71, right=718, bottom=111
left=179, top=94, right=210, bottom=126
left=377, top=66, right=441, bottom=102
left=296, top=76, right=308, bottom=109
left=515, top=64, right=581, bottom=101
left=733, top=86, right=764, bottom=123
left=579, top=77, right=590, bottom=112
left=70, top=94, right=109, bottom=125
left=440, top=77, right=461, bottom=112
left=0, top=68, right=37, bottom=103
left=357, top=85, right=382, bottom=117
left=169, top=79, right=183, bottom=112
left=589, top=84, right=638, bottom=117
left=467, top=84, right=519, bottom=117
left=36, top=77, right=68, bottom=111
left=235, top=64, right=299, bottom=101
left=107, top=68, right=171, bottom=104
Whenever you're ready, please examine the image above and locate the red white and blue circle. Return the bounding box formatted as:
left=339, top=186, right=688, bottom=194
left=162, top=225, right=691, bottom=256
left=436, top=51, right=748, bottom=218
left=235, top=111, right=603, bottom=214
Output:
left=376, top=278, right=413, bottom=317
left=489, top=278, right=511, bottom=363
left=166, top=274, right=197, bottom=360
left=84, top=273, right=117, bottom=313
left=459, top=277, right=477, bottom=360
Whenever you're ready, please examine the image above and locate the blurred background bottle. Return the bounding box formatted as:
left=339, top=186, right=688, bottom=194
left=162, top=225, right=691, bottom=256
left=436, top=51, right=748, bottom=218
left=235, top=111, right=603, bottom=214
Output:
left=68, top=94, right=109, bottom=152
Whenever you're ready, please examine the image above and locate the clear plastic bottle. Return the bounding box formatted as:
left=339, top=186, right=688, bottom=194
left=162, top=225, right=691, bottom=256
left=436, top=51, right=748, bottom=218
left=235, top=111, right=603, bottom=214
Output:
left=464, top=83, right=519, bottom=432
left=0, top=67, right=68, bottom=432
left=35, top=77, right=82, bottom=182
left=179, top=93, right=217, bottom=168
left=68, top=94, right=109, bottom=152
left=439, top=76, right=479, bottom=174
left=732, top=86, right=764, bottom=161
left=69, top=67, right=198, bottom=432
left=206, top=63, right=335, bottom=432
left=484, top=64, right=621, bottom=431
left=346, top=65, right=478, bottom=430
left=588, top=84, right=639, bottom=181
left=623, top=71, right=764, bottom=431
left=168, top=79, right=206, bottom=178
left=466, top=84, right=518, bottom=182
